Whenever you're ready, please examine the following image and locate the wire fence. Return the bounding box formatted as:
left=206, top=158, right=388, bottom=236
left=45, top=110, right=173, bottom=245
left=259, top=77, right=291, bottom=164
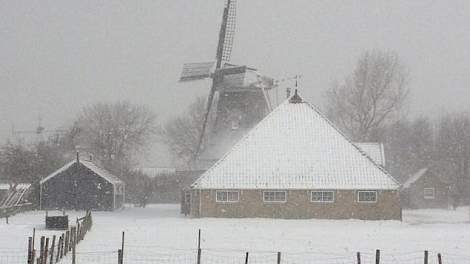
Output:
left=3, top=247, right=469, bottom=264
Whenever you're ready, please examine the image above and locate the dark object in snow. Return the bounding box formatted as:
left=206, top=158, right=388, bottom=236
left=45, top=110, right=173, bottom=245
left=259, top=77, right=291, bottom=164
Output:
left=39, top=155, right=125, bottom=211
left=46, top=215, right=68, bottom=229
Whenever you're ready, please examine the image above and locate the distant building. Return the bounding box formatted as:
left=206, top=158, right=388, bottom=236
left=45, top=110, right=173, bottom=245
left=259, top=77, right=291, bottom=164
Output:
left=185, top=91, right=401, bottom=220
left=401, top=168, right=450, bottom=209
left=40, top=155, right=125, bottom=211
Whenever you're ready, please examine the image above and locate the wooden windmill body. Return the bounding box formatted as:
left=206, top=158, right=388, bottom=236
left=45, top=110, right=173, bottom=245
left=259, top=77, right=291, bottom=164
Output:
left=180, top=0, right=277, bottom=170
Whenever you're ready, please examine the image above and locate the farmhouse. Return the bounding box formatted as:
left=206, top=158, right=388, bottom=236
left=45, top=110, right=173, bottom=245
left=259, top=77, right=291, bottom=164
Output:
left=187, top=91, right=401, bottom=220
left=401, top=168, right=450, bottom=209
left=40, top=155, right=125, bottom=211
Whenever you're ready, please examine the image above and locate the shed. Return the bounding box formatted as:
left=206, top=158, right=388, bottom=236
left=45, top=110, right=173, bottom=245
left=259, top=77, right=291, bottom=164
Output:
left=40, top=157, right=125, bottom=211
left=401, top=168, right=450, bottom=209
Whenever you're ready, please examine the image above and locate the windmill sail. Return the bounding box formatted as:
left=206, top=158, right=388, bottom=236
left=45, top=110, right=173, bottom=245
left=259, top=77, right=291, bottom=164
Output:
left=179, top=62, right=215, bottom=82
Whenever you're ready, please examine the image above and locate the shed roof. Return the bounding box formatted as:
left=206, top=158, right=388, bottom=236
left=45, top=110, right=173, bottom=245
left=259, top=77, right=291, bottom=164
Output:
left=192, top=92, right=399, bottom=190
left=40, top=159, right=123, bottom=186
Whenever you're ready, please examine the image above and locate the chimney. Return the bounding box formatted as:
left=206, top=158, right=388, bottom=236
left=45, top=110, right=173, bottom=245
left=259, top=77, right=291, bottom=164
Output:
left=89, top=154, right=93, bottom=161
left=76, top=151, right=80, bottom=164
left=286, top=87, right=291, bottom=98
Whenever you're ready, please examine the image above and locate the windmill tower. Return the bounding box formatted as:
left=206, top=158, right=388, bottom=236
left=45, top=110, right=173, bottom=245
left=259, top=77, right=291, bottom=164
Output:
left=179, top=0, right=277, bottom=170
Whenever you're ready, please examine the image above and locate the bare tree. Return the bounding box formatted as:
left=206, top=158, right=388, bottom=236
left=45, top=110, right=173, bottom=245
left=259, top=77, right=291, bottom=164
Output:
left=160, top=97, right=205, bottom=169
left=384, top=117, right=434, bottom=182
left=325, top=50, right=409, bottom=141
left=74, top=101, right=158, bottom=173
left=435, top=113, right=470, bottom=206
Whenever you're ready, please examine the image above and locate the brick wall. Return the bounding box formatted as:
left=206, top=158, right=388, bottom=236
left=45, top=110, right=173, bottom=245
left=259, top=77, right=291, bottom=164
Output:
left=190, top=189, right=401, bottom=220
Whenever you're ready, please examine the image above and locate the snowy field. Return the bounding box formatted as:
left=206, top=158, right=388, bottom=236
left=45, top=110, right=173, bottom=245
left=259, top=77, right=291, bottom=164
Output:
left=1, top=205, right=470, bottom=264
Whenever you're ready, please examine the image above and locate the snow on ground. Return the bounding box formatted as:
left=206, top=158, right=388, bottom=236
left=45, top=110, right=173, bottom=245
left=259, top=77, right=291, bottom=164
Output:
left=1, top=205, right=470, bottom=264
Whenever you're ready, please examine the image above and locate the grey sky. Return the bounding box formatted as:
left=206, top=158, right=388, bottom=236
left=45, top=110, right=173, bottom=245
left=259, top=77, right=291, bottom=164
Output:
left=1, top=0, right=469, bottom=164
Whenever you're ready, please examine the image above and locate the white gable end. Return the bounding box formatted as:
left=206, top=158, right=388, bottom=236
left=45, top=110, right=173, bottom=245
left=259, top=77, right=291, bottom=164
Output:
left=193, top=94, right=399, bottom=190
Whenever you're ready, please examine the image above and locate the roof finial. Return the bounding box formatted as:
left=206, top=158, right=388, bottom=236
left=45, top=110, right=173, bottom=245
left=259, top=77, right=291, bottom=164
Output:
left=289, top=89, right=303, bottom=104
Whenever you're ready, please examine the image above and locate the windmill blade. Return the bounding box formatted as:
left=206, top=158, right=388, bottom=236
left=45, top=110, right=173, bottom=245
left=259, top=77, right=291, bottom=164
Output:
left=215, top=0, right=237, bottom=67
left=194, top=0, right=237, bottom=159
left=221, top=0, right=236, bottom=62
left=179, top=62, right=215, bottom=82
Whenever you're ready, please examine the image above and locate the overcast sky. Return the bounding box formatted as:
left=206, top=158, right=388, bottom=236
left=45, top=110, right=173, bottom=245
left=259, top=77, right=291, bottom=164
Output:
left=1, top=0, right=469, bottom=164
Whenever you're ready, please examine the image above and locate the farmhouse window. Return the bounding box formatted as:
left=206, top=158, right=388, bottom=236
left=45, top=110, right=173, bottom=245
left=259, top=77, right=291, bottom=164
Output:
left=357, top=191, right=377, bottom=203
left=311, top=191, right=335, bottom=202
left=263, top=191, right=287, bottom=202
left=216, top=190, right=239, bottom=202
left=423, top=188, right=435, bottom=199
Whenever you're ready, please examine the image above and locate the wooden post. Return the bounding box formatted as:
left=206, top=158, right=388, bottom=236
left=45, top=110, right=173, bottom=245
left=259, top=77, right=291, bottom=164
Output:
left=424, top=250, right=428, bottom=264
left=59, top=234, right=64, bottom=259
left=43, top=238, right=49, bottom=264
left=197, top=229, right=201, bottom=250
left=245, top=252, right=249, bottom=264
left=65, top=231, right=70, bottom=255
left=32, top=228, right=36, bottom=261
left=49, top=235, right=56, bottom=264
left=28, top=237, right=33, bottom=264
left=39, top=236, right=45, bottom=264
left=356, top=252, right=361, bottom=264
left=375, top=249, right=380, bottom=264
left=55, top=236, right=61, bottom=262
left=121, top=231, right=125, bottom=263
left=118, top=249, right=123, bottom=264
left=277, top=252, right=281, bottom=264
left=197, top=248, right=201, bottom=264
left=72, top=230, right=76, bottom=264
left=438, top=253, right=442, bottom=264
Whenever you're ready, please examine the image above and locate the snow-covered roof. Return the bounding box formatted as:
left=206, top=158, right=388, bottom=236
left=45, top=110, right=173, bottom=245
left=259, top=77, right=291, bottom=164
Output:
left=192, top=92, right=399, bottom=190
left=40, top=159, right=123, bottom=186
left=0, top=183, right=31, bottom=191
left=354, top=142, right=385, bottom=166
left=402, top=168, right=428, bottom=189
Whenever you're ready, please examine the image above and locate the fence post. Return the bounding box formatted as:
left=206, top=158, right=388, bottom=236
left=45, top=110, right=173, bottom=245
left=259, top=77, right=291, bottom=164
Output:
left=277, top=252, right=281, bottom=264
left=28, top=237, right=33, bottom=264
left=424, top=250, right=428, bottom=264
left=375, top=249, right=380, bottom=264
left=245, top=252, right=249, bottom=264
left=64, top=231, right=69, bottom=256
left=49, top=235, right=56, bottom=264
left=55, top=236, right=61, bottom=262
left=437, top=253, right=442, bottom=264
left=198, top=229, right=201, bottom=250
left=43, top=238, right=49, bottom=264
left=357, top=252, right=361, bottom=264
left=39, top=236, right=45, bottom=264
left=121, top=231, right=125, bottom=263
left=197, top=248, right=202, bottom=264
left=72, top=229, right=76, bottom=264
left=118, top=249, right=123, bottom=264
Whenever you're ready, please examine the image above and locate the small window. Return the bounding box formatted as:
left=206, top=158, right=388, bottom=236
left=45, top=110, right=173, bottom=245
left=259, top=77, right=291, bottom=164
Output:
left=216, top=190, right=239, bottom=203
left=263, top=191, right=287, bottom=202
left=423, top=188, right=435, bottom=199
left=357, top=191, right=377, bottom=203
left=311, top=191, right=335, bottom=203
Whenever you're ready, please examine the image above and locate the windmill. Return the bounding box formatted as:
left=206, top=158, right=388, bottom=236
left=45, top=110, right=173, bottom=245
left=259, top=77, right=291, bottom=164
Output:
left=179, top=0, right=277, bottom=169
